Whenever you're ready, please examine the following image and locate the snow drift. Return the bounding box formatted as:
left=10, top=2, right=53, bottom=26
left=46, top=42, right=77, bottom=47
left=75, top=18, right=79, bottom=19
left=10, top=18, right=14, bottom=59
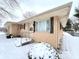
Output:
left=61, top=32, right=79, bottom=59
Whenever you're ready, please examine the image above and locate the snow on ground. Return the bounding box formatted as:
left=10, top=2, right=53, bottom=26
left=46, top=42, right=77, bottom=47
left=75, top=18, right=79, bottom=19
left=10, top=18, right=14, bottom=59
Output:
left=0, top=32, right=6, bottom=39
left=0, top=38, right=28, bottom=59
left=61, top=32, right=79, bottom=59
left=1, top=32, right=79, bottom=59
left=0, top=34, right=56, bottom=59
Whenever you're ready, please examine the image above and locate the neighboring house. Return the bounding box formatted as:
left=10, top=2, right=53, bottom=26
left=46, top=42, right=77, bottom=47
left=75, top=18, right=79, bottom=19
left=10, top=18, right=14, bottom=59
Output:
left=4, top=2, right=72, bottom=48
left=4, top=22, right=24, bottom=36
left=0, top=27, right=7, bottom=32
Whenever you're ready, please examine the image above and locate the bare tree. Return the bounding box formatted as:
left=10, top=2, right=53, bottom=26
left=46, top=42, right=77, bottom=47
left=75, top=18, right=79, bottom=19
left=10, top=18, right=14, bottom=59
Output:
left=0, top=7, right=16, bottom=18
left=2, top=0, right=20, bottom=10
left=0, top=19, right=2, bottom=26
left=0, top=0, right=36, bottom=27
left=23, top=11, right=36, bottom=18
left=0, top=0, right=22, bottom=26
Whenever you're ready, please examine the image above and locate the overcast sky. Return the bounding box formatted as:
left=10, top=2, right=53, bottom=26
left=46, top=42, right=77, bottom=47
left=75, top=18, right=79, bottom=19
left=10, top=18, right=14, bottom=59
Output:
left=0, top=0, right=79, bottom=27
left=20, top=0, right=72, bottom=13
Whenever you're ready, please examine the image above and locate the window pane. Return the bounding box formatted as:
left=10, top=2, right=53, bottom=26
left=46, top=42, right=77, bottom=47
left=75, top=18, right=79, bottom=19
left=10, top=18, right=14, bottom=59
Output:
left=35, top=19, right=51, bottom=32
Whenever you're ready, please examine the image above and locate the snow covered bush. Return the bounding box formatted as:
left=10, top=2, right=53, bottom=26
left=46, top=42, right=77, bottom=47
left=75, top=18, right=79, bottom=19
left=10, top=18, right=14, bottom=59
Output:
left=27, top=42, right=57, bottom=59
left=14, top=38, right=33, bottom=47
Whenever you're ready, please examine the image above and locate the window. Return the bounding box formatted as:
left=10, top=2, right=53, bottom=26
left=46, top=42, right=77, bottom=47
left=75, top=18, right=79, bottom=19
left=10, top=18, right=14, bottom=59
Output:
left=33, top=17, right=54, bottom=33
left=34, top=19, right=50, bottom=32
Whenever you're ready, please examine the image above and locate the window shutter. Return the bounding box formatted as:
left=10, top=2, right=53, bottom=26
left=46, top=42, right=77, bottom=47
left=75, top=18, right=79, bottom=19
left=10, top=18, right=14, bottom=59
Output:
left=60, top=23, right=62, bottom=29
left=50, top=17, right=54, bottom=33
left=33, top=21, right=36, bottom=32
left=24, top=23, right=25, bottom=29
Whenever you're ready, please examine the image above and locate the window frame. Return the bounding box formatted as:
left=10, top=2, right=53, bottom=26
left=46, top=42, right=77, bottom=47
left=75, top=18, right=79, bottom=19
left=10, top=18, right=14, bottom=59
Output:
left=33, top=18, right=53, bottom=33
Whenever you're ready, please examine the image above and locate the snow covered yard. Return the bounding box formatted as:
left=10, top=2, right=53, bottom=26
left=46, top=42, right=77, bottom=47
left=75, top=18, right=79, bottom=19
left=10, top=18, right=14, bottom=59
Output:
left=1, top=32, right=79, bottom=59
left=0, top=38, right=28, bottom=59
left=61, top=32, right=79, bottom=59
left=0, top=33, right=56, bottom=59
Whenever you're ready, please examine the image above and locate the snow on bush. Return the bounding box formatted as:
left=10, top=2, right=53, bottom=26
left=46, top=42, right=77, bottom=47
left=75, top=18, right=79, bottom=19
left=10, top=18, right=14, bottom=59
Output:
left=14, top=38, right=32, bottom=47
left=27, top=42, right=57, bottom=59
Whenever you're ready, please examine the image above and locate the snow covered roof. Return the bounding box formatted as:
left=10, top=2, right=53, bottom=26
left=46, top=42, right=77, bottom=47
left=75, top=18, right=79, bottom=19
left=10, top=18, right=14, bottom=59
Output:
left=4, top=21, right=20, bottom=27
left=18, top=2, right=72, bottom=27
